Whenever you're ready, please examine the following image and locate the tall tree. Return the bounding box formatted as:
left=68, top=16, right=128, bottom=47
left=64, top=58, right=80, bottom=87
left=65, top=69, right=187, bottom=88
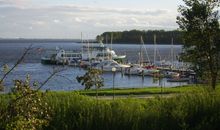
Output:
left=76, top=68, right=104, bottom=98
left=177, top=0, right=220, bottom=89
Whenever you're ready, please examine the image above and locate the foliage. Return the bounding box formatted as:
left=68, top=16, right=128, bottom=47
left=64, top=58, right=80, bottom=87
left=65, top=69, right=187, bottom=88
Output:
left=76, top=68, right=104, bottom=98
left=78, top=85, right=198, bottom=96
left=0, top=81, right=3, bottom=92
left=0, top=64, right=9, bottom=91
left=177, top=0, right=220, bottom=89
left=1, top=85, right=220, bottom=129
left=97, top=30, right=183, bottom=44
left=0, top=44, right=56, bottom=130
left=40, top=86, right=220, bottom=129
left=96, top=35, right=104, bottom=43
left=3, top=75, right=51, bottom=130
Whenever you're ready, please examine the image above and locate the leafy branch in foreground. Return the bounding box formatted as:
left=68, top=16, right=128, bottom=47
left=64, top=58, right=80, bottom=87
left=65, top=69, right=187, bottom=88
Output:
left=177, top=0, right=220, bottom=89
left=0, top=44, right=33, bottom=92
left=0, top=44, right=65, bottom=129
left=5, top=75, right=51, bottom=130
left=76, top=68, right=104, bottom=98
left=0, top=67, right=64, bottom=130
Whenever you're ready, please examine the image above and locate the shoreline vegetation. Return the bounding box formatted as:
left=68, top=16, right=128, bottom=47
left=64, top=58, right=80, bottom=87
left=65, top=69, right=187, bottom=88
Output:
left=97, top=30, right=183, bottom=44
left=1, top=85, right=220, bottom=130
left=0, top=30, right=183, bottom=45
left=77, top=85, right=199, bottom=96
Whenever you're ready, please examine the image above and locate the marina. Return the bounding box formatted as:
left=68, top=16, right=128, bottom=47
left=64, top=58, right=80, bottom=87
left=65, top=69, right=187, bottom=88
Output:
left=1, top=0, right=220, bottom=129
left=0, top=41, right=193, bottom=92
left=40, top=37, right=195, bottom=82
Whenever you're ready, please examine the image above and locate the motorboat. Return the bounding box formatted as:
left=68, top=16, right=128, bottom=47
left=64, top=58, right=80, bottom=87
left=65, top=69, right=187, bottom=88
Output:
left=81, top=42, right=126, bottom=61
left=124, top=64, right=144, bottom=75
left=94, top=60, right=130, bottom=72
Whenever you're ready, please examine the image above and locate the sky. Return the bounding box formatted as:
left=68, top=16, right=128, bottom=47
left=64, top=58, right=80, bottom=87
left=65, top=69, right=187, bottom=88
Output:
left=0, top=0, right=183, bottom=39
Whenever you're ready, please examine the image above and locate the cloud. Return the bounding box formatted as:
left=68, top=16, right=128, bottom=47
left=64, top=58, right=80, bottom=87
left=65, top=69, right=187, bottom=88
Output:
left=52, top=4, right=170, bottom=16
left=0, top=0, right=31, bottom=8
left=33, top=21, right=46, bottom=25
left=0, top=15, right=5, bottom=18
left=53, top=19, right=60, bottom=23
left=29, top=26, right=33, bottom=30
left=0, top=3, right=178, bottom=38
left=74, top=17, right=82, bottom=23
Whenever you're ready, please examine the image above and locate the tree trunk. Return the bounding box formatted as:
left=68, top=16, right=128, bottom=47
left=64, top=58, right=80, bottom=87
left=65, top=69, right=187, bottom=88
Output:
left=208, top=52, right=218, bottom=90
left=211, top=73, right=217, bottom=90
left=96, top=86, right=98, bottom=99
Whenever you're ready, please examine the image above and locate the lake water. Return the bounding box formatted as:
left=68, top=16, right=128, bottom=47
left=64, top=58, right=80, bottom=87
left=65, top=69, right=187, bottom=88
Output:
left=0, top=42, right=187, bottom=92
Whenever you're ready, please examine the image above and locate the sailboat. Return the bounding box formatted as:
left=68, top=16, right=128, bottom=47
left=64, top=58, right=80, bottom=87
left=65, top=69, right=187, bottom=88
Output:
left=139, top=36, right=160, bottom=76
left=161, top=37, right=180, bottom=78
left=125, top=36, right=159, bottom=76
left=94, top=59, right=130, bottom=72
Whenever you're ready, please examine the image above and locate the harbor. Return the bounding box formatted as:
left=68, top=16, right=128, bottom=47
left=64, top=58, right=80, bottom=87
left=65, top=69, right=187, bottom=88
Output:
left=40, top=37, right=195, bottom=85
left=0, top=41, right=193, bottom=92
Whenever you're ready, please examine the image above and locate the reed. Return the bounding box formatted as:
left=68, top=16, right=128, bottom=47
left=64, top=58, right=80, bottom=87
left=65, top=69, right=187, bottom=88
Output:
left=1, top=85, right=220, bottom=130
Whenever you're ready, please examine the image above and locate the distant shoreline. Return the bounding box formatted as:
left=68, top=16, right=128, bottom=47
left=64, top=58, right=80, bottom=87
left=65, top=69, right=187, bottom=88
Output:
left=0, top=39, right=83, bottom=43
left=0, top=39, right=182, bottom=45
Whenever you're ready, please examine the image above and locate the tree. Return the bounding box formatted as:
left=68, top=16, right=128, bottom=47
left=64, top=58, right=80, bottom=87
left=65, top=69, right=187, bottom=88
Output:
left=0, top=45, right=32, bottom=92
left=76, top=68, right=104, bottom=98
left=96, top=35, right=104, bottom=43
left=99, top=30, right=183, bottom=44
left=177, top=0, right=220, bottom=89
left=0, top=45, right=63, bottom=129
left=5, top=76, right=51, bottom=130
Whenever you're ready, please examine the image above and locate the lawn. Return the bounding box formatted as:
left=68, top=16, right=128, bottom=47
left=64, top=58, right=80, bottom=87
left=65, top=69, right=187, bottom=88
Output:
left=1, top=84, right=220, bottom=130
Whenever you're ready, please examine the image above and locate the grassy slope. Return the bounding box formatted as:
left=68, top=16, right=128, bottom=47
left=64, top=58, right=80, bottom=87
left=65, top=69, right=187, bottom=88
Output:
left=44, top=84, right=220, bottom=130
left=76, top=85, right=210, bottom=96
left=1, top=84, right=220, bottom=130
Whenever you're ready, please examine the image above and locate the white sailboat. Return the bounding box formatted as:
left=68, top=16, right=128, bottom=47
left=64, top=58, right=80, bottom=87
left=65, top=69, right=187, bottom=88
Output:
left=140, top=35, right=160, bottom=76
left=125, top=36, right=159, bottom=76
left=94, top=60, right=130, bottom=72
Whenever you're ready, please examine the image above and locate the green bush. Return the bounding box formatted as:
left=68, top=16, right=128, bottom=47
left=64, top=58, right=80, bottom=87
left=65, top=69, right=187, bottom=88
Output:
left=1, top=87, right=220, bottom=130
left=0, top=77, right=51, bottom=130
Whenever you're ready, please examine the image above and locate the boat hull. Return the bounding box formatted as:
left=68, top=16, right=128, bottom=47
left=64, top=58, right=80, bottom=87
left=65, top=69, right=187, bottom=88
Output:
left=41, top=58, right=57, bottom=65
left=41, top=58, right=67, bottom=65
left=167, top=78, right=189, bottom=82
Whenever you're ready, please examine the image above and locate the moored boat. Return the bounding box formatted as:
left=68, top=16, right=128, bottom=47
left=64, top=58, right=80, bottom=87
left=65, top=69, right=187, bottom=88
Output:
left=167, top=77, right=190, bottom=82
left=124, top=64, right=143, bottom=75
left=94, top=60, right=130, bottom=72
left=81, top=42, right=126, bottom=61
left=41, top=47, right=81, bottom=65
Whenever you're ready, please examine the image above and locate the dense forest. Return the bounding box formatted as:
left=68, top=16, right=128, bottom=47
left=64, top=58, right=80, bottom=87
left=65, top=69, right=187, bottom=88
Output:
left=97, top=30, right=183, bottom=44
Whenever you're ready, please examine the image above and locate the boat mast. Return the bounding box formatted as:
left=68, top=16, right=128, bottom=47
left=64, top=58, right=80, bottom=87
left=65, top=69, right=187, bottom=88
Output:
left=105, top=34, right=108, bottom=44
left=141, top=36, right=150, bottom=64
left=171, top=37, right=174, bottom=68
left=81, top=32, right=83, bottom=58
left=110, top=33, right=113, bottom=60
left=111, top=33, right=113, bottom=51
left=140, top=36, right=143, bottom=66
left=102, top=36, right=105, bottom=61
left=87, top=38, right=90, bottom=63
left=154, top=34, right=156, bottom=65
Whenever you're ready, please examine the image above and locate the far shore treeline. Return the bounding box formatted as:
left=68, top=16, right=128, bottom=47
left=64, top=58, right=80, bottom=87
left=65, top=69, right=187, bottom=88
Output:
left=97, top=30, right=183, bottom=44
left=0, top=30, right=183, bottom=45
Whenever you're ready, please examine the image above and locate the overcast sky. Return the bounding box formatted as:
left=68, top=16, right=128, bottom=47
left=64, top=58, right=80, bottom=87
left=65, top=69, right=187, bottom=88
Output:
left=0, top=0, right=183, bottom=39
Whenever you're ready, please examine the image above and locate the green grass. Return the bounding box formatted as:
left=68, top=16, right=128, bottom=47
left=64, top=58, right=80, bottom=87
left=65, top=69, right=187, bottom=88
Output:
left=77, top=85, right=204, bottom=96
left=44, top=85, right=220, bottom=130
left=1, top=84, right=220, bottom=130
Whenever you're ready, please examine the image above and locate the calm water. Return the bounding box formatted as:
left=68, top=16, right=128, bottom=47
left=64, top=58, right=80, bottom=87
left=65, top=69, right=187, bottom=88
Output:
left=0, top=42, right=187, bottom=92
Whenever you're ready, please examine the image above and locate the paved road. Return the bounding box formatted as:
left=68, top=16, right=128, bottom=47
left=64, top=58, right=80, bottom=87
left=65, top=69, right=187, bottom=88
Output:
left=91, top=94, right=177, bottom=100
